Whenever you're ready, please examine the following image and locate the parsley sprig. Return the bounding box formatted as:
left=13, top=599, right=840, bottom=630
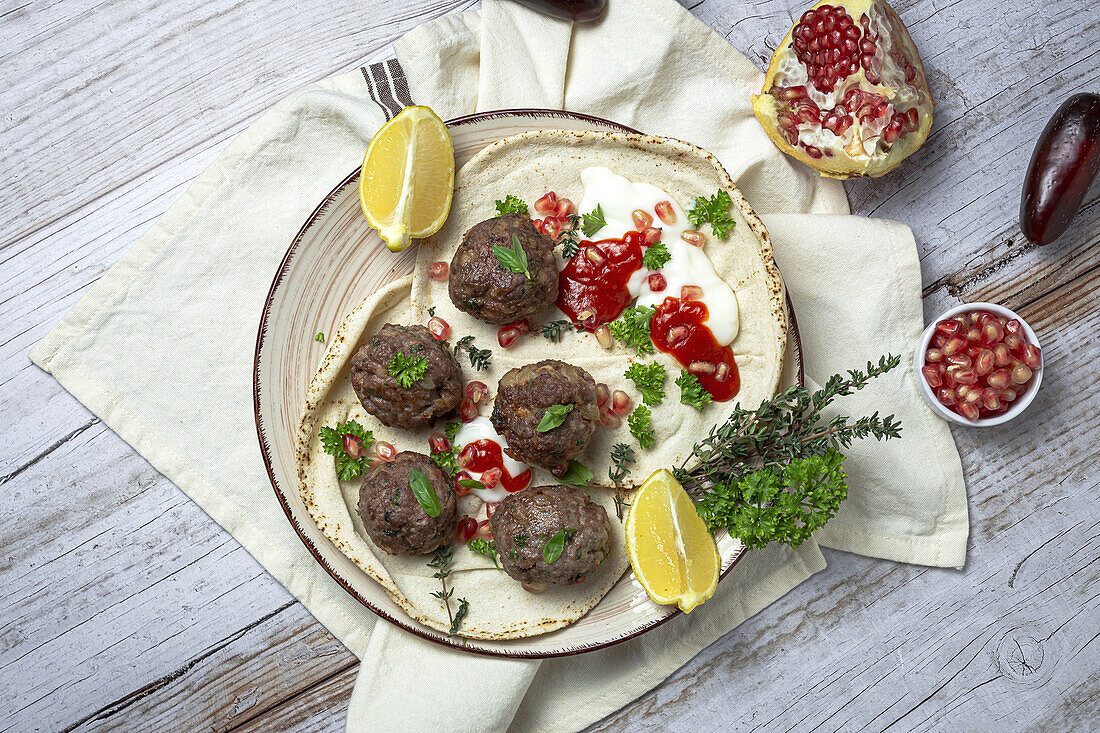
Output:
left=468, top=537, right=498, bottom=567
left=624, top=362, right=666, bottom=406
left=687, top=189, right=736, bottom=239
left=641, top=240, right=671, bottom=270
left=580, top=204, right=606, bottom=237
left=493, top=233, right=532, bottom=279
left=388, top=351, right=429, bottom=388
left=628, top=405, right=656, bottom=450
left=676, top=371, right=713, bottom=411
left=609, top=305, right=656, bottom=355
left=318, top=420, right=375, bottom=480
left=453, top=335, right=492, bottom=371
left=494, top=195, right=528, bottom=216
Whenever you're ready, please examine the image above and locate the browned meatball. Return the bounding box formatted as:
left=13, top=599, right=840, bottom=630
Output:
left=350, top=323, right=463, bottom=429
left=448, top=214, right=558, bottom=324
left=490, top=485, right=611, bottom=586
left=491, top=360, right=600, bottom=468
left=357, top=451, right=457, bottom=555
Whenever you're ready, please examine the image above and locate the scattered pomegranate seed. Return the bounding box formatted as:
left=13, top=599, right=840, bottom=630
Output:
left=427, top=316, right=450, bottom=340
left=481, top=467, right=502, bottom=490
left=715, top=362, right=730, bottom=382
left=654, top=201, right=676, bottom=224
left=456, top=516, right=478, bottom=542
left=632, top=209, right=654, bottom=230
left=460, top=396, right=479, bottom=422
left=466, top=381, right=489, bottom=405
left=430, top=261, right=449, bottom=282
left=666, top=325, right=690, bottom=348
left=485, top=502, right=500, bottom=518
left=374, top=441, right=396, bottom=462
left=585, top=247, right=607, bottom=266
left=343, top=434, right=363, bottom=459
left=506, top=318, right=531, bottom=335
left=577, top=309, right=599, bottom=329
left=522, top=581, right=549, bottom=594
left=689, top=361, right=716, bottom=375
left=611, top=390, right=632, bottom=415
left=681, top=230, right=706, bottom=246
left=475, top=520, right=493, bottom=540
left=556, top=198, right=575, bottom=217
left=550, top=463, right=569, bottom=479
left=681, top=285, right=704, bottom=301
left=647, top=273, right=667, bottom=292
left=534, top=191, right=557, bottom=214
left=428, top=432, right=449, bottom=454
left=498, top=326, right=522, bottom=348
left=596, top=383, right=610, bottom=407
left=599, top=406, right=622, bottom=428
left=921, top=364, right=943, bottom=388
left=594, top=324, right=613, bottom=350
left=544, top=216, right=562, bottom=241
left=456, top=447, right=475, bottom=470
left=642, top=226, right=662, bottom=244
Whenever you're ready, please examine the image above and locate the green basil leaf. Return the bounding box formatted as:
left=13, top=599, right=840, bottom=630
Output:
left=409, top=468, right=442, bottom=517
left=556, top=460, right=594, bottom=487
left=537, top=403, right=574, bottom=432
left=458, top=478, right=486, bottom=492
left=543, top=528, right=566, bottom=564
left=491, top=233, right=532, bottom=279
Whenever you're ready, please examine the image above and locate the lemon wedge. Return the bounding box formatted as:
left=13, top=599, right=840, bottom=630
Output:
left=359, top=105, right=455, bottom=252
left=625, top=469, right=720, bottom=613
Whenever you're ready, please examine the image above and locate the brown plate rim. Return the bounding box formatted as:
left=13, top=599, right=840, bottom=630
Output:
left=252, top=108, right=804, bottom=658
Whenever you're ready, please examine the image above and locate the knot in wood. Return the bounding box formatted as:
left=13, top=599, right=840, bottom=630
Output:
left=995, top=630, right=1045, bottom=683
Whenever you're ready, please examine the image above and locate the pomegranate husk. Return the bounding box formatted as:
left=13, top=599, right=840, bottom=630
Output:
left=751, top=0, right=934, bottom=179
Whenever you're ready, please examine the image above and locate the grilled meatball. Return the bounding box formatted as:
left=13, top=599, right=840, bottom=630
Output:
left=448, top=214, right=559, bottom=324
left=350, top=323, right=463, bottom=429
left=490, top=485, right=611, bottom=585
left=491, top=360, right=600, bottom=468
left=357, top=451, right=457, bottom=555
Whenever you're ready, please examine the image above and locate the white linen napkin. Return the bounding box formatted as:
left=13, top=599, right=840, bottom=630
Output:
left=31, top=0, right=966, bottom=731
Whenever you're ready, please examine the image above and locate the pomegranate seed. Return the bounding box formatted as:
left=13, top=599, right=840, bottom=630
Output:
left=460, top=396, right=478, bottom=422
left=584, top=247, right=607, bottom=266
left=715, top=362, right=730, bottom=382
left=498, top=326, right=521, bottom=348
left=941, top=338, right=966, bottom=357
left=1011, top=363, right=1033, bottom=385
left=1004, top=333, right=1022, bottom=352
left=522, top=581, right=549, bottom=594
left=921, top=364, right=943, bottom=388
left=544, top=216, right=562, bottom=241
left=599, top=406, right=621, bottom=428
left=534, top=191, right=557, bottom=214
left=533, top=218, right=547, bottom=235
left=594, top=324, right=613, bottom=350
left=428, top=431, right=450, bottom=454
left=925, top=348, right=944, bottom=363
left=481, top=467, right=502, bottom=490
left=427, top=316, right=450, bottom=340
left=666, top=326, right=690, bottom=348
left=689, top=360, right=716, bottom=375
left=550, top=463, right=569, bottom=479
left=632, top=209, right=654, bottom=230
left=475, top=520, right=493, bottom=540
left=642, top=226, right=662, bottom=244
left=681, top=230, right=706, bottom=246
left=955, top=385, right=970, bottom=400
left=957, top=402, right=980, bottom=421
left=556, top=198, right=575, bottom=217
left=681, top=285, right=704, bottom=301
left=964, top=388, right=982, bottom=404
left=981, top=321, right=1004, bottom=346
left=505, top=318, right=531, bottom=335
left=1020, top=343, right=1042, bottom=369
left=456, top=516, right=478, bottom=542
left=936, top=387, right=957, bottom=406
left=982, top=389, right=1001, bottom=411
left=430, top=261, right=449, bottom=282
left=966, top=344, right=983, bottom=359
left=647, top=273, right=667, bottom=292
left=485, top=501, right=500, bottom=518
left=454, top=471, right=473, bottom=496
left=804, top=145, right=824, bottom=159
left=974, top=349, right=994, bottom=376
left=466, top=381, right=489, bottom=405
left=998, top=388, right=1018, bottom=402
left=611, top=390, right=632, bottom=415
left=1004, top=318, right=1022, bottom=335
left=986, top=369, right=1011, bottom=390
left=945, top=353, right=971, bottom=368
left=655, top=201, right=676, bottom=224
left=951, top=368, right=978, bottom=386
left=577, top=309, right=599, bottom=329
left=374, top=441, right=396, bottom=462
left=596, top=383, right=610, bottom=407
left=964, top=327, right=981, bottom=342
left=342, top=433, right=364, bottom=459
left=456, top=447, right=475, bottom=470
left=993, top=344, right=1011, bottom=366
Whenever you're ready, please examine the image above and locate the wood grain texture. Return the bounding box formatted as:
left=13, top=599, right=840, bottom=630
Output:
left=1, top=0, right=1097, bottom=730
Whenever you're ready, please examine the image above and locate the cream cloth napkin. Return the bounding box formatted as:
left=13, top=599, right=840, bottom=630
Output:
left=30, top=0, right=966, bottom=731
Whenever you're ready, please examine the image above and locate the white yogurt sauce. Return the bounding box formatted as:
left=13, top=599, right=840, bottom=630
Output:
left=453, top=416, right=530, bottom=504
left=575, top=167, right=740, bottom=345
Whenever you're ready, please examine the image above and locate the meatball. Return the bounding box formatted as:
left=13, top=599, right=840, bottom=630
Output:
left=491, top=360, right=600, bottom=468
left=490, top=485, right=611, bottom=585
left=357, top=451, right=457, bottom=555
left=448, top=213, right=559, bottom=324
left=350, top=323, right=463, bottom=429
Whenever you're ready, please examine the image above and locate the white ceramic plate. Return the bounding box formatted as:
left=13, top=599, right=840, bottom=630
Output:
left=254, top=109, right=804, bottom=657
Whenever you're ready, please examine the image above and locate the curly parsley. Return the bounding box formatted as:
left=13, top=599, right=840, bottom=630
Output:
left=687, top=189, right=736, bottom=239
left=314, top=332, right=325, bottom=342
left=608, top=305, right=656, bottom=355
left=493, top=233, right=531, bottom=279
left=468, top=537, right=498, bottom=566
left=494, top=194, right=528, bottom=216
left=580, top=204, right=606, bottom=237
left=641, top=240, right=671, bottom=270
left=624, top=362, right=666, bottom=406
left=388, top=351, right=429, bottom=388
left=318, top=420, right=375, bottom=481
left=676, top=370, right=714, bottom=411
left=628, top=405, right=656, bottom=450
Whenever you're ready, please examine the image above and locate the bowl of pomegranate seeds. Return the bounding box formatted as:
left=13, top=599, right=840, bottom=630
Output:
left=915, top=303, right=1043, bottom=426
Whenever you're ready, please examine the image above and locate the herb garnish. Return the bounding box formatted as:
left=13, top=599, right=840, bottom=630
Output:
left=687, top=189, right=736, bottom=239
left=624, top=362, right=666, bottom=406
left=468, top=537, right=498, bottom=566
left=493, top=233, right=532, bottom=279
left=542, top=527, right=576, bottom=564
left=458, top=477, right=486, bottom=493
left=557, top=214, right=583, bottom=259
left=641, top=240, right=671, bottom=270
left=608, top=442, right=636, bottom=520
left=580, top=204, right=606, bottom=237
left=676, top=355, right=903, bottom=550
left=449, top=598, right=470, bottom=637
left=454, top=335, right=492, bottom=371
left=513, top=534, right=528, bottom=546
left=676, top=371, right=714, bottom=411
left=494, top=195, right=528, bottom=216
left=314, top=332, right=325, bottom=342
left=628, top=405, right=656, bottom=450
left=388, top=351, right=429, bottom=388
left=556, top=460, right=594, bottom=487
left=409, top=468, right=442, bottom=517
left=539, top=319, right=582, bottom=343
left=609, top=305, right=657, bottom=355
left=428, top=545, right=467, bottom=637
left=537, top=404, right=574, bottom=432
left=319, top=420, right=374, bottom=480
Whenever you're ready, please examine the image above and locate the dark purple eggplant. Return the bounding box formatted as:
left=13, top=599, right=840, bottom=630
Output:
left=1020, top=93, right=1100, bottom=245
left=509, top=0, right=607, bottom=22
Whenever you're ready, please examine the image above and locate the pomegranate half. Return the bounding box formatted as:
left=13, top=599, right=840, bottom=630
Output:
left=752, top=0, right=934, bottom=179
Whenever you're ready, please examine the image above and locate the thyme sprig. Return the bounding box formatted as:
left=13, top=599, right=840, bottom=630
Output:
left=608, top=442, right=636, bottom=520
left=539, top=319, right=583, bottom=343
left=454, top=335, right=492, bottom=371
left=557, top=214, right=582, bottom=259
left=428, top=545, right=469, bottom=637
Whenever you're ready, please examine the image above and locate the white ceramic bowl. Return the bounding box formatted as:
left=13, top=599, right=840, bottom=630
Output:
left=913, top=302, right=1043, bottom=427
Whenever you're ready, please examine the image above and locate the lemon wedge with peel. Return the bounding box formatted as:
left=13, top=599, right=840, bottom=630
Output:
left=359, top=105, right=454, bottom=252
left=625, top=469, right=720, bottom=613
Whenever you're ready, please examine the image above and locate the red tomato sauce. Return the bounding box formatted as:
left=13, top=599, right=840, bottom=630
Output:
left=650, top=297, right=740, bottom=401
left=459, top=439, right=531, bottom=493
left=556, top=231, right=645, bottom=327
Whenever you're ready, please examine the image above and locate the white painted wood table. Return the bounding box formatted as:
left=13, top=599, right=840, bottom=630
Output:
left=2, top=0, right=1097, bottom=730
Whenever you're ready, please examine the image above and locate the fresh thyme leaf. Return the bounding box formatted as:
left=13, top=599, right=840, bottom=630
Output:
left=448, top=597, right=469, bottom=637
left=687, top=189, right=736, bottom=239
left=558, top=214, right=582, bottom=259
left=388, top=351, right=429, bottom=388
left=676, top=371, right=713, bottom=411
left=409, top=468, right=442, bottom=517
left=428, top=544, right=453, bottom=579
left=628, top=405, right=656, bottom=450
left=537, top=403, right=574, bottom=432
left=468, top=538, right=498, bottom=566
left=556, top=460, right=593, bottom=487
left=608, top=305, right=656, bottom=355
left=318, top=420, right=374, bottom=480
left=494, top=194, right=528, bottom=217
left=542, top=527, right=575, bottom=564
left=580, top=204, right=606, bottom=237
left=314, top=332, right=325, bottom=342
left=641, top=240, right=671, bottom=270
left=539, top=319, right=581, bottom=343
left=454, top=335, right=492, bottom=371
left=624, top=362, right=666, bottom=406
left=608, top=442, right=636, bottom=484
left=492, top=233, right=532, bottom=279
